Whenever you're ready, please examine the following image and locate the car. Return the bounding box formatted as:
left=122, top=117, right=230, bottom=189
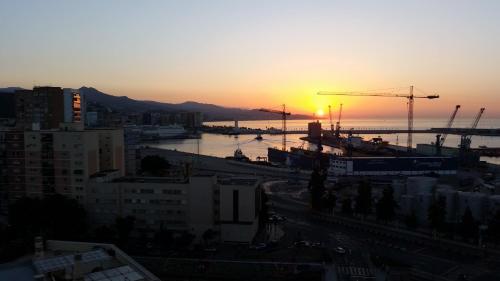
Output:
left=294, top=240, right=311, bottom=247
left=311, top=242, right=324, bottom=248
left=334, top=247, right=346, bottom=254
left=276, top=215, right=287, bottom=222
left=249, top=243, right=267, bottom=250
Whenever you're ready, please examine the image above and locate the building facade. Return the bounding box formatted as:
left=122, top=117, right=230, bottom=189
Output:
left=0, top=128, right=124, bottom=211
left=85, top=173, right=262, bottom=243
left=330, top=156, right=458, bottom=176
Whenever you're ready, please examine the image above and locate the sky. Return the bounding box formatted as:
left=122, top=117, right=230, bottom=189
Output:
left=1, top=0, right=499, bottom=118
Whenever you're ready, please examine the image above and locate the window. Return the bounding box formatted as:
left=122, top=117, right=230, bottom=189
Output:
left=233, top=190, right=239, bottom=222
left=73, top=169, right=83, bottom=175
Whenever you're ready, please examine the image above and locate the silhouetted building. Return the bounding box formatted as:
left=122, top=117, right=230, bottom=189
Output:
left=15, top=87, right=85, bottom=130
left=308, top=120, right=322, bottom=139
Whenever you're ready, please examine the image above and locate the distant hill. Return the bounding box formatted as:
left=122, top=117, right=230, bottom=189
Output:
left=80, top=87, right=311, bottom=121
left=0, top=86, right=312, bottom=121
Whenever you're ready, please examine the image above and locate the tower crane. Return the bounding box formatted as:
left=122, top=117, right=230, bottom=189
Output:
left=318, top=86, right=439, bottom=151
left=328, top=105, right=334, bottom=132
left=435, top=105, right=460, bottom=155
left=258, top=104, right=291, bottom=151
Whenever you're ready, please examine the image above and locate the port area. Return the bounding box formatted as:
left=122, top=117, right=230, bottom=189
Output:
left=202, top=125, right=500, bottom=137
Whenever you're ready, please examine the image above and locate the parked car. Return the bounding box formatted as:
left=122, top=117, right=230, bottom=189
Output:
left=294, top=240, right=311, bottom=247
left=334, top=247, right=346, bottom=254
left=249, top=243, right=267, bottom=250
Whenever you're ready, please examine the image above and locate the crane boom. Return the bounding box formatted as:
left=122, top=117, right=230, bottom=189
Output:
left=439, top=105, right=460, bottom=146
left=460, top=108, right=486, bottom=154
left=471, top=108, right=485, bottom=129
left=258, top=105, right=291, bottom=151
left=318, top=86, right=439, bottom=151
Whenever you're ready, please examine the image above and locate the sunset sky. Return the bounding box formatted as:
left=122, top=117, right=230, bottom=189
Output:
left=1, top=0, right=499, bottom=117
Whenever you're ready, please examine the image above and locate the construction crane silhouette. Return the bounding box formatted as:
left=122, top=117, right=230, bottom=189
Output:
left=460, top=108, right=485, bottom=151
left=328, top=105, right=334, bottom=132
left=318, top=86, right=439, bottom=151
left=336, top=103, right=343, bottom=138
left=435, top=105, right=460, bottom=155
left=258, top=104, right=291, bottom=151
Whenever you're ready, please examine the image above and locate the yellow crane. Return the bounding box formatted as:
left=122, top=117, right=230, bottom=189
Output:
left=318, top=86, right=439, bottom=151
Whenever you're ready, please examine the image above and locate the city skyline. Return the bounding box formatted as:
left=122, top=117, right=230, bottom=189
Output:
left=1, top=0, right=500, bottom=117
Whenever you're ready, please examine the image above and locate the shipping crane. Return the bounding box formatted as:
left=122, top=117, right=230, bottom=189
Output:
left=328, top=105, right=334, bottom=132
left=460, top=107, right=485, bottom=151
left=336, top=103, right=343, bottom=138
left=435, top=105, right=460, bottom=155
left=318, top=86, right=439, bottom=151
left=258, top=104, right=291, bottom=151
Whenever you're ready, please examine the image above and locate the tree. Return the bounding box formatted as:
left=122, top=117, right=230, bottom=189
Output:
left=322, top=190, right=337, bottom=215
left=94, top=225, right=116, bottom=243
left=355, top=180, right=372, bottom=217
left=375, top=186, right=398, bottom=222
left=460, top=206, right=478, bottom=241
left=341, top=198, right=353, bottom=215
left=202, top=229, right=217, bottom=245
left=405, top=211, right=418, bottom=229
left=115, top=216, right=136, bottom=246
left=487, top=210, right=500, bottom=244
left=141, top=155, right=170, bottom=176
left=428, top=196, right=447, bottom=233
left=8, top=195, right=87, bottom=241
left=308, top=167, right=326, bottom=211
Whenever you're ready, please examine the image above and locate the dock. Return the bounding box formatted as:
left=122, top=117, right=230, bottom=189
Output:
left=203, top=125, right=500, bottom=136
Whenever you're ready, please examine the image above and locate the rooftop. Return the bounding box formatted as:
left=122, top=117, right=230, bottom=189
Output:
left=0, top=240, right=160, bottom=281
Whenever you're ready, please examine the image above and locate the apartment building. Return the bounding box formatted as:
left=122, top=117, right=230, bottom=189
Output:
left=85, top=172, right=262, bottom=243
left=0, top=127, right=124, bottom=211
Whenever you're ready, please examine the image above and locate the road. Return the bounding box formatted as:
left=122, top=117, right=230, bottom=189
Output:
left=267, top=187, right=500, bottom=281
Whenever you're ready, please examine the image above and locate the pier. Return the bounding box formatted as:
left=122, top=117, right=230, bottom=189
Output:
left=203, top=125, right=500, bottom=136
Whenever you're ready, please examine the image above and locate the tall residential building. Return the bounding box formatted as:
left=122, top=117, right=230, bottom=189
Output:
left=0, top=127, right=124, bottom=211
left=15, top=87, right=64, bottom=130
left=63, top=88, right=84, bottom=124
left=15, top=87, right=84, bottom=130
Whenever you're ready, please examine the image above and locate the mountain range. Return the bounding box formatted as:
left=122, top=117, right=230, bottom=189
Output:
left=0, top=87, right=311, bottom=121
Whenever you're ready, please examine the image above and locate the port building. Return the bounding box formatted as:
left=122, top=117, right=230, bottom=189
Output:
left=330, top=156, right=458, bottom=176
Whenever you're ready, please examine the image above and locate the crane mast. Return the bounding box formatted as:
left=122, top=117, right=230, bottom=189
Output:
left=318, top=86, right=439, bottom=152
left=258, top=104, right=291, bottom=151
left=328, top=105, right=334, bottom=132
left=336, top=103, right=343, bottom=138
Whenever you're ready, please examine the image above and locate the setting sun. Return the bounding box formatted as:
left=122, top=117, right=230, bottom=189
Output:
left=316, top=109, right=325, bottom=117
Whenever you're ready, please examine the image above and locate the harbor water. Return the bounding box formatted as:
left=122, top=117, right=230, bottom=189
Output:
left=149, top=118, right=500, bottom=165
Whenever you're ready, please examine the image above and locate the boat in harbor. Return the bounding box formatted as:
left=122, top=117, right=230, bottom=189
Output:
left=226, top=147, right=250, bottom=162
left=141, top=125, right=188, bottom=140
left=255, top=133, right=263, bottom=141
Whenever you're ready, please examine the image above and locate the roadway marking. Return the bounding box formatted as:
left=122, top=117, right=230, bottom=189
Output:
left=412, top=247, right=428, bottom=254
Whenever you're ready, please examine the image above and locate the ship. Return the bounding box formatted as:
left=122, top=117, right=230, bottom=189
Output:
left=141, top=125, right=188, bottom=140
left=267, top=147, right=331, bottom=170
